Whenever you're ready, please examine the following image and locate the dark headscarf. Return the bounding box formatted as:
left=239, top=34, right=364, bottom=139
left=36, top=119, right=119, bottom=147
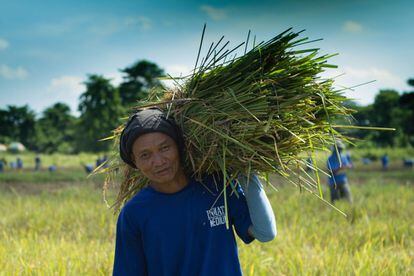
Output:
left=119, top=108, right=185, bottom=168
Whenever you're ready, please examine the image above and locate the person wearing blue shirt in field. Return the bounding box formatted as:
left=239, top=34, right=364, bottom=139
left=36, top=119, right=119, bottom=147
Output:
left=327, top=141, right=353, bottom=203
left=35, top=155, right=41, bottom=171
left=16, top=157, right=23, bottom=171
left=113, top=108, right=277, bottom=276
left=381, top=154, right=389, bottom=170
left=0, top=158, right=6, bottom=172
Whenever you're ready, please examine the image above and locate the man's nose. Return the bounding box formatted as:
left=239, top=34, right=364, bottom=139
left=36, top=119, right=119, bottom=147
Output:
left=152, top=153, right=165, bottom=166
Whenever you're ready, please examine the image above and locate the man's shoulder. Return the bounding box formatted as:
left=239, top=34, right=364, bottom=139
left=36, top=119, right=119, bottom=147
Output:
left=196, top=173, right=243, bottom=198
left=121, top=188, right=156, bottom=213
left=197, top=173, right=226, bottom=193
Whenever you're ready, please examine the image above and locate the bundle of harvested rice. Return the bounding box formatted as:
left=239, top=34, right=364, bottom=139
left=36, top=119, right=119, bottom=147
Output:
left=101, top=27, right=354, bottom=212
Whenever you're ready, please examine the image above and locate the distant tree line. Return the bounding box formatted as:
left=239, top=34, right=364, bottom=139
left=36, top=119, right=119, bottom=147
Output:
left=0, top=61, right=412, bottom=152
left=346, top=79, right=414, bottom=147
left=0, top=60, right=164, bottom=153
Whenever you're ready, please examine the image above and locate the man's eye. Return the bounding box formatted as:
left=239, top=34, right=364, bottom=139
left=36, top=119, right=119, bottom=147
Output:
left=140, top=153, right=149, bottom=159
left=161, top=145, right=170, bottom=151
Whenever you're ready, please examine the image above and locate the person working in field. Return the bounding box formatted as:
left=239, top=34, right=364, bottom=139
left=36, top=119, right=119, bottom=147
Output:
left=381, top=153, right=389, bottom=170
left=34, top=155, right=41, bottom=171
left=113, top=108, right=277, bottom=275
left=327, top=141, right=353, bottom=203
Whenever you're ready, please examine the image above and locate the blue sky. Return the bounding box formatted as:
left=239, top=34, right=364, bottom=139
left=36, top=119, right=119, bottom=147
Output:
left=0, top=0, right=413, bottom=116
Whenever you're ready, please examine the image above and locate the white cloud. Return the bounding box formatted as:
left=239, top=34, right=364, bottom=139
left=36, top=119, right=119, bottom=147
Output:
left=162, top=64, right=192, bottom=88
left=0, top=38, right=9, bottom=50
left=161, top=20, right=174, bottom=27
left=0, top=64, right=28, bottom=79
left=34, top=16, right=90, bottom=36
left=324, top=66, right=407, bottom=105
left=88, top=16, right=152, bottom=36
left=343, top=66, right=404, bottom=88
left=104, top=71, right=123, bottom=86
left=47, top=76, right=84, bottom=115
left=23, top=49, right=63, bottom=61
left=125, top=16, right=152, bottom=31
left=34, top=15, right=152, bottom=38
left=49, top=76, right=84, bottom=95
left=342, top=20, right=363, bottom=33
left=165, top=64, right=192, bottom=77
left=200, top=5, right=227, bottom=21
left=88, top=19, right=123, bottom=36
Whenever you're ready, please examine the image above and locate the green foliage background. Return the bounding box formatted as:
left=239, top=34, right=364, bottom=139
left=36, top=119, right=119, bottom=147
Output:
left=0, top=60, right=164, bottom=153
left=0, top=58, right=413, bottom=153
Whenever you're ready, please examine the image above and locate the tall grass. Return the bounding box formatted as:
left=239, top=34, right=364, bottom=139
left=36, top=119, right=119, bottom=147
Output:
left=239, top=173, right=413, bottom=275
left=0, top=152, right=103, bottom=168
left=0, top=168, right=104, bottom=184
left=0, top=169, right=412, bottom=274
left=0, top=184, right=115, bottom=274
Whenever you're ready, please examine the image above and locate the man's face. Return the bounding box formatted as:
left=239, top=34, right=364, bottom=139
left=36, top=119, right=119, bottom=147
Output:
left=132, top=132, right=182, bottom=186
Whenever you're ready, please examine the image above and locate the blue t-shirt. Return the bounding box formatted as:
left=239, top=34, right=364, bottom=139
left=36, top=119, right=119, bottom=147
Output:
left=327, top=152, right=350, bottom=185
left=381, top=155, right=389, bottom=166
left=113, top=174, right=254, bottom=276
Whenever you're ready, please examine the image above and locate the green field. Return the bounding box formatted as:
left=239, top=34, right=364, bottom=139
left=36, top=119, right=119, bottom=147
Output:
left=0, top=165, right=413, bottom=275
left=0, top=152, right=105, bottom=168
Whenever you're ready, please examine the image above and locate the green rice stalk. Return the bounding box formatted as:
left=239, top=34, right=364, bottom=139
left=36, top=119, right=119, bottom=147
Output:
left=102, top=28, right=358, bottom=213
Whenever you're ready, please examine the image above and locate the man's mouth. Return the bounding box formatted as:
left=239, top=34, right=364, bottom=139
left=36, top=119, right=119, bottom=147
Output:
left=155, top=168, right=170, bottom=175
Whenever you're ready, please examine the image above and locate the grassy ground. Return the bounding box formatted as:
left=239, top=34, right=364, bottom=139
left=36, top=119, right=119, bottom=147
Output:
left=0, top=168, right=98, bottom=184
left=0, top=152, right=105, bottom=168
left=0, top=167, right=413, bottom=275
left=240, top=169, right=414, bottom=275
left=1, top=147, right=413, bottom=169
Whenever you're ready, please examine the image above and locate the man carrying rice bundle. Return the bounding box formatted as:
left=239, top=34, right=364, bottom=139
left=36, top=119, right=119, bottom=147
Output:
left=103, top=27, right=366, bottom=275
left=113, top=108, right=277, bottom=275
